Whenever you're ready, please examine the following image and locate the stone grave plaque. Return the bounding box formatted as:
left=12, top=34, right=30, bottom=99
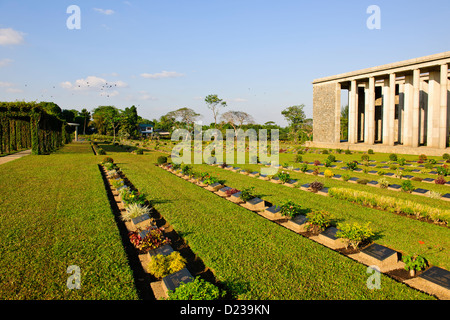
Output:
left=317, top=172, right=324, bottom=176
left=380, top=161, right=387, bottom=164
left=261, top=205, right=283, bottom=220
left=246, top=197, right=265, bottom=211
left=148, top=244, right=174, bottom=257
left=249, top=171, right=259, bottom=177
left=206, top=182, right=223, bottom=191
left=231, top=167, right=241, bottom=171
left=418, top=165, right=424, bottom=168
left=368, top=164, right=376, bottom=167
left=283, top=215, right=308, bottom=233
left=429, top=171, right=438, bottom=175
left=412, top=188, right=429, bottom=196
left=340, top=167, right=348, bottom=170
left=332, top=174, right=342, bottom=180
left=230, top=191, right=243, bottom=203
left=335, top=160, right=343, bottom=163
left=225, top=165, right=233, bottom=170
left=293, top=168, right=300, bottom=172
left=218, top=186, right=232, bottom=197
left=348, top=177, right=359, bottom=183
left=259, top=174, right=269, bottom=180
left=419, top=267, right=450, bottom=290
left=411, top=169, right=420, bottom=173
left=131, top=213, right=152, bottom=228
left=162, top=268, right=194, bottom=293
left=285, top=179, right=298, bottom=187
left=353, top=168, right=363, bottom=172
left=317, top=187, right=329, bottom=196
left=367, top=180, right=379, bottom=187
left=271, top=176, right=282, bottom=184
left=381, top=166, right=389, bottom=169
left=300, top=183, right=310, bottom=191
left=384, top=172, right=395, bottom=177
left=441, top=193, right=450, bottom=201
left=361, top=243, right=397, bottom=261
left=368, top=170, right=378, bottom=175
left=445, top=181, right=450, bottom=186
left=318, top=227, right=345, bottom=249
left=305, top=170, right=314, bottom=175
left=403, top=175, right=414, bottom=180
left=422, top=178, right=435, bottom=183
left=388, top=184, right=401, bottom=191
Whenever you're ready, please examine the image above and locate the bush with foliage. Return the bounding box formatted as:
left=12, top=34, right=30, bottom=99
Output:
left=368, top=149, right=374, bottom=154
left=309, top=180, right=324, bottom=192
left=122, top=190, right=147, bottom=206
left=147, top=251, right=187, bottom=279
left=402, top=254, right=427, bottom=275
left=240, top=186, right=258, bottom=202
left=279, top=200, right=303, bottom=219
left=275, top=171, right=291, bottom=183
left=324, top=169, right=334, bottom=178
left=401, top=180, right=415, bottom=193
left=157, top=156, right=168, bottom=165
left=443, top=153, right=450, bottom=160
left=121, top=203, right=152, bottom=222
left=342, top=174, right=351, bottom=182
left=345, top=149, right=351, bottom=154
left=225, top=188, right=240, bottom=197
left=327, top=154, right=336, bottom=163
left=336, top=222, right=375, bottom=249
left=389, top=153, right=397, bottom=161
left=129, top=227, right=171, bottom=253
left=356, top=179, right=369, bottom=185
left=434, top=175, right=447, bottom=185
left=167, top=276, right=225, bottom=300
left=299, top=163, right=308, bottom=173
left=361, top=154, right=370, bottom=161
left=436, top=166, right=448, bottom=176
left=378, top=178, right=389, bottom=189
left=102, top=157, right=114, bottom=164
left=346, top=161, right=358, bottom=171
left=306, top=210, right=333, bottom=232
left=294, top=154, right=303, bottom=163
left=397, top=158, right=406, bottom=166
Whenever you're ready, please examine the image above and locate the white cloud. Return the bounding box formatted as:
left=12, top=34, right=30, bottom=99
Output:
left=0, top=28, right=25, bottom=46
left=0, top=58, right=13, bottom=67
left=229, top=98, right=248, bottom=102
left=6, top=88, right=23, bottom=93
left=141, top=71, right=185, bottom=79
left=0, top=81, right=14, bottom=87
left=193, top=96, right=204, bottom=101
left=61, top=76, right=128, bottom=98
left=94, top=8, right=115, bottom=15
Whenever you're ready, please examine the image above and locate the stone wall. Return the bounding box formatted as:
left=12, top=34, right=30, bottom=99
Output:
left=313, top=82, right=340, bottom=144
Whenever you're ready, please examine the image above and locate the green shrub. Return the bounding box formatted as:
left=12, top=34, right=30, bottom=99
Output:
left=389, top=153, right=397, bottom=161
left=436, top=166, right=448, bottom=176
left=327, top=154, right=336, bottom=163
left=342, top=174, right=351, bottom=182
left=167, top=276, right=225, bottom=300
left=419, top=154, right=427, bottom=161
left=157, top=156, right=168, bottom=165
left=402, top=255, right=427, bottom=274
left=361, top=154, right=370, bottom=161
left=336, top=222, right=375, bottom=249
left=299, top=163, right=308, bottom=173
left=294, top=154, right=303, bottom=163
left=279, top=200, right=303, bottom=219
left=346, top=161, right=358, bottom=171
left=397, top=158, right=406, bottom=166
left=378, top=178, right=389, bottom=189
left=98, top=149, right=106, bottom=155
left=443, top=153, right=450, bottom=160
left=147, top=251, right=187, bottom=279
left=368, top=149, right=374, bottom=154
left=322, top=149, right=329, bottom=154
left=136, top=148, right=144, bottom=155
left=356, top=179, right=369, bottom=185
left=306, top=210, right=333, bottom=232
left=240, top=187, right=258, bottom=202
left=102, top=157, right=114, bottom=164
left=345, top=149, right=351, bottom=154
left=275, top=171, right=291, bottom=183
left=401, top=180, right=415, bottom=193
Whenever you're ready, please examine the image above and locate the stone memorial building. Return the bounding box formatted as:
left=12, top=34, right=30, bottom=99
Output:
left=311, top=52, right=450, bottom=155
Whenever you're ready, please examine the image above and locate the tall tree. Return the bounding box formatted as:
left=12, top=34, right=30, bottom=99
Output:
left=80, top=108, right=91, bottom=135
left=92, top=106, right=122, bottom=141
left=221, top=110, right=254, bottom=135
left=205, top=94, right=227, bottom=129
left=281, top=104, right=307, bottom=144
left=121, top=105, right=139, bottom=138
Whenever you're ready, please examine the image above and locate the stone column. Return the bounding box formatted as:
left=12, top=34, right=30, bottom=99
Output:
left=367, top=77, right=376, bottom=145
left=348, top=80, right=357, bottom=144
left=403, top=75, right=414, bottom=146
left=412, top=69, right=420, bottom=148
left=382, top=73, right=396, bottom=146
left=439, top=64, right=449, bottom=149
left=427, top=70, right=441, bottom=148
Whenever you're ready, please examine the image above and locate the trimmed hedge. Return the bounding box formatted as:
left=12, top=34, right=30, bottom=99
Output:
left=0, top=102, right=70, bottom=155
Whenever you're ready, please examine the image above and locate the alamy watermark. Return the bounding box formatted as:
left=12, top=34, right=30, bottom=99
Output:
left=366, top=265, right=381, bottom=290
left=367, top=5, right=381, bottom=30
left=171, top=124, right=280, bottom=175
left=66, top=265, right=81, bottom=290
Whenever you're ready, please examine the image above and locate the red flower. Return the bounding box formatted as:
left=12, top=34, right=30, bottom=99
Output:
left=418, top=241, right=425, bottom=245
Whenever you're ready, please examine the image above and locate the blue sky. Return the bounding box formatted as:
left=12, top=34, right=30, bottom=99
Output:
left=1, top=0, right=449, bottom=126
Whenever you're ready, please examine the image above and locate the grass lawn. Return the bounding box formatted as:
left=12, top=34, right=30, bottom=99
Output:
left=110, top=150, right=435, bottom=300
left=0, top=142, right=139, bottom=300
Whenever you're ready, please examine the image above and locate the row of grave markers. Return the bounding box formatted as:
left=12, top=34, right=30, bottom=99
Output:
left=102, top=164, right=195, bottom=299
left=160, top=163, right=450, bottom=300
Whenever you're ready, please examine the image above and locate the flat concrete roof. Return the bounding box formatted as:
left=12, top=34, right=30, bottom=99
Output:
left=313, top=51, right=450, bottom=84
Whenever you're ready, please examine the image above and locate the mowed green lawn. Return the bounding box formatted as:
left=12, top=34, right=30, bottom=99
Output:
left=0, top=143, right=138, bottom=300
left=111, top=151, right=435, bottom=300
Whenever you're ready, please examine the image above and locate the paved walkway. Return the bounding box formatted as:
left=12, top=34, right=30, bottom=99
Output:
left=0, top=150, right=32, bottom=165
